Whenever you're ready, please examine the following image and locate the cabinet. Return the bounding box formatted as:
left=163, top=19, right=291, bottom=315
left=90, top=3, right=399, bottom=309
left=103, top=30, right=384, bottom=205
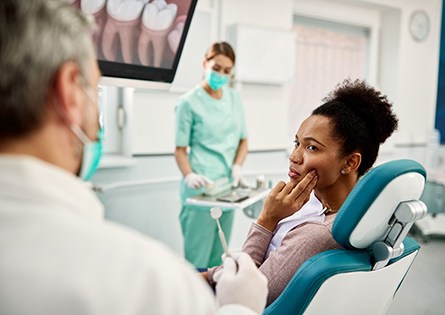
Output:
left=227, top=24, right=296, bottom=84
left=421, top=180, right=445, bottom=215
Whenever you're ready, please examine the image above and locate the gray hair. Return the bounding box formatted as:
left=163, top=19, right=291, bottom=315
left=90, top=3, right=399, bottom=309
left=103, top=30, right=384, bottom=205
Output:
left=0, top=0, right=96, bottom=138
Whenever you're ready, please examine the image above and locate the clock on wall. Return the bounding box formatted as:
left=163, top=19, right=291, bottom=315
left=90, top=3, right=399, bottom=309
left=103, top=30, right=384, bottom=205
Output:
left=409, top=9, right=430, bottom=43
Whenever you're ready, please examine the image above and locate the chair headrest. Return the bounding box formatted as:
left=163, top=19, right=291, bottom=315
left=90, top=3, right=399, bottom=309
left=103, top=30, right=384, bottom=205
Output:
left=332, top=159, right=426, bottom=249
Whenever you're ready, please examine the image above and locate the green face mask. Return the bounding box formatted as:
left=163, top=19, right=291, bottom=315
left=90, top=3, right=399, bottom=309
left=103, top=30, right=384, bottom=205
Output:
left=71, top=126, right=103, bottom=181
left=73, top=74, right=103, bottom=181
left=206, top=69, right=230, bottom=90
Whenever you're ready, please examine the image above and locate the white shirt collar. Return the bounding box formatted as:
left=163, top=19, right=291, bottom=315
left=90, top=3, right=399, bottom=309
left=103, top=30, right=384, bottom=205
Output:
left=265, top=192, right=325, bottom=258
left=0, top=155, right=104, bottom=220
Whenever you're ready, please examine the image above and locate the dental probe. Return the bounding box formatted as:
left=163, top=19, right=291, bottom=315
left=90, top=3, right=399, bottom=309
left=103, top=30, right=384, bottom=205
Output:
left=210, top=207, right=231, bottom=258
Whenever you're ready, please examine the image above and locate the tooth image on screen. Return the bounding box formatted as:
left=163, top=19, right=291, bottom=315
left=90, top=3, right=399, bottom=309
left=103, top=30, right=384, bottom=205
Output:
left=168, top=0, right=192, bottom=17
left=138, top=0, right=177, bottom=67
left=102, top=0, right=145, bottom=64
left=168, top=15, right=185, bottom=55
left=80, top=0, right=108, bottom=60
left=70, top=0, right=81, bottom=9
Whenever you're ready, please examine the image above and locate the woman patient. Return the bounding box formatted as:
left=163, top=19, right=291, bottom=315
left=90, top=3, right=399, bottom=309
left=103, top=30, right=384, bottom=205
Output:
left=204, top=78, right=399, bottom=305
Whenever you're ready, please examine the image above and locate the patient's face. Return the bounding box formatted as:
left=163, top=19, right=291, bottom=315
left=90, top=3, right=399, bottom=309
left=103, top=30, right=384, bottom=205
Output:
left=288, top=115, right=346, bottom=190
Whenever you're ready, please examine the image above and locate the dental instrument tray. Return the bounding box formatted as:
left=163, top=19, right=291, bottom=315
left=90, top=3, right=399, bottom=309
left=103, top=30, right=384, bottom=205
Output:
left=216, top=188, right=251, bottom=203
left=202, top=177, right=251, bottom=202
left=204, top=178, right=232, bottom=197
left=186, top=186, right=271, bottom=209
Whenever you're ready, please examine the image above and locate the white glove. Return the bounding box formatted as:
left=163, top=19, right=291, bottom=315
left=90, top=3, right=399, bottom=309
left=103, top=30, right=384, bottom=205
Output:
left=184, top=172, right=213, bottom=189
left=231, top=164, right=249, bottom=188
left=215, top=252, right=268, bottom=315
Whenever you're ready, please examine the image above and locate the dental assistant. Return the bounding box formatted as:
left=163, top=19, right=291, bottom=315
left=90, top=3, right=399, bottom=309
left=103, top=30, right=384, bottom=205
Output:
left=175, top=42, right=248, bottom=268
left=0, top=2, right=268, bottom=315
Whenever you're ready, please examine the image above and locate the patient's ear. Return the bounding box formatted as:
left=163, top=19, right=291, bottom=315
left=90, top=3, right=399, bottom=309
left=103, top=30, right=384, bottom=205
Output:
left=343, top=152, right=361, bottom=174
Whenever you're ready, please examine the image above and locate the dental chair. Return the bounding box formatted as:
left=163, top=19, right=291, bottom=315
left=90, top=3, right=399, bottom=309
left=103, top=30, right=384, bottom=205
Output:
left=264, top=159, right=428, bottom=315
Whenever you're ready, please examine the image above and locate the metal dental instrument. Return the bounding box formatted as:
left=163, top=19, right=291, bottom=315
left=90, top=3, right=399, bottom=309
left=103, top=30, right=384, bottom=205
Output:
left=210, top=207, right=231, bottom=258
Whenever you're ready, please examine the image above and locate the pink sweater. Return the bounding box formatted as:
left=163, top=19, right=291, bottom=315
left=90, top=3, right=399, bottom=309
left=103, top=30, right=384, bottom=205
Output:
left=208, top=213, right=342, bottom=305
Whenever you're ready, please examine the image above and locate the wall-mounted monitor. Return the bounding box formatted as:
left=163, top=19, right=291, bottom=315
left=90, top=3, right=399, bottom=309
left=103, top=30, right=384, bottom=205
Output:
left=70, top=0, right=197, bottom=89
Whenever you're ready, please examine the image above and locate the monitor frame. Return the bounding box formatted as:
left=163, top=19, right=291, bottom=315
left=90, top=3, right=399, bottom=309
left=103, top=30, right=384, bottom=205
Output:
left=75, top=0, right=198, bottom=90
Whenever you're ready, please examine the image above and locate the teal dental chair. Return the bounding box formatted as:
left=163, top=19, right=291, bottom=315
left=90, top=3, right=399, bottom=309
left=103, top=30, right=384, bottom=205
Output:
left=264, top=159, right=428, bottom=315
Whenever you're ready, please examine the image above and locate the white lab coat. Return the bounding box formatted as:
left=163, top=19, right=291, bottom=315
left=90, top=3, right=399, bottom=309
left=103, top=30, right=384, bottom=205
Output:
left=0, top=156, right=255, bottom=315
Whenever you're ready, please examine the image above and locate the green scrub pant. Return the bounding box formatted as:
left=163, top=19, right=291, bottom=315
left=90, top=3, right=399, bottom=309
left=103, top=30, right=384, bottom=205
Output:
left=179, top=206, right=235, bottom=268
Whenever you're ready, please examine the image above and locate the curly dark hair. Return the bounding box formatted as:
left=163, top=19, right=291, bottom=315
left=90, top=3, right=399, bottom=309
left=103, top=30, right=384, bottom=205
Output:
left=312, top=78, right=398, bottom=176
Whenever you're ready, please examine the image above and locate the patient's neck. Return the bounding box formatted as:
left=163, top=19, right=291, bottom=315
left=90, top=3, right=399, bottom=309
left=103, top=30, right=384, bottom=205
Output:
left=315, top=184, right=356, bottom=213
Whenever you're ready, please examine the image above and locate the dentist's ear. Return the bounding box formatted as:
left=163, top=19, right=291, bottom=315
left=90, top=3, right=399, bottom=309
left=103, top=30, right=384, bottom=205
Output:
left=52, top=61, right=83, bottom=126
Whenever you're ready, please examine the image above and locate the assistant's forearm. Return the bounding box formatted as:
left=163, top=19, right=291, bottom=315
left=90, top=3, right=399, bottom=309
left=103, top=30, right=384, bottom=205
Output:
left=233, top=138, right=248, bottom=166
left=174, top=147, right=193, bottom=177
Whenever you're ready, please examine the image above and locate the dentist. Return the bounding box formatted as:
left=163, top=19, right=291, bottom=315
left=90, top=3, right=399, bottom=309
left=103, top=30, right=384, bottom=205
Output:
left=175, top=42, right=248, bottom=268
left=0, top=1, right=267, bottom=315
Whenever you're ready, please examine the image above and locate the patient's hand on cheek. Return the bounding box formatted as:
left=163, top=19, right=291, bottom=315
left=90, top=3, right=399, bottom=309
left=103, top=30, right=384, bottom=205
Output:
left=257, top=170, right=318, bottom=232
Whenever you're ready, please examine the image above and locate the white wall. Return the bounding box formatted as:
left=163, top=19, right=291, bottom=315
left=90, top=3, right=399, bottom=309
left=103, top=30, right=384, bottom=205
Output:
left=221, top=0, right=293, bottom=150
left=375, top=0, right=442, bottom=145
left=94, top=0, right=443, bottom=255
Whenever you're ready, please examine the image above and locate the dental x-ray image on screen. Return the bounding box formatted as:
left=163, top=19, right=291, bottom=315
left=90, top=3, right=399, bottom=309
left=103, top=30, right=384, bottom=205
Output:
left=70, top=0, right=197, bottom=87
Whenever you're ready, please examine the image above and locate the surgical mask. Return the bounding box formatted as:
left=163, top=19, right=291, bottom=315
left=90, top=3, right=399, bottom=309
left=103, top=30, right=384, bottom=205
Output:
left=71, top=125, right=103, bottom=181
left=71, top=74, right=103, bottom=181
left=206, top=69, right=230, bottom=90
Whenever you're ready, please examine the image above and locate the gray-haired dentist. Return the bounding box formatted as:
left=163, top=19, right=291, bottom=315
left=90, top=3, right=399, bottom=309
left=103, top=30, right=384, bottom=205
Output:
left=0, top=1, right=267, bottom=314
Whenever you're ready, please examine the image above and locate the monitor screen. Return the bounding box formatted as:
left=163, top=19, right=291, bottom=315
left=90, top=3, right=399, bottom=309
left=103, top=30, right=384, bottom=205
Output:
left=70, top=0, right=197, bottom=89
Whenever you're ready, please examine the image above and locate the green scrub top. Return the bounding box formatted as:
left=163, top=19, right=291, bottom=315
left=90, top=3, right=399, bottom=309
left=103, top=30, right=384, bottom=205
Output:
left=175, top=85, right=247, bottom=204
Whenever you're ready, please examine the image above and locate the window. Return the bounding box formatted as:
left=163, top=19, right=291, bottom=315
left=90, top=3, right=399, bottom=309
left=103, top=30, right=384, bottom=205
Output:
left=288, top=16, right=370, bottom=139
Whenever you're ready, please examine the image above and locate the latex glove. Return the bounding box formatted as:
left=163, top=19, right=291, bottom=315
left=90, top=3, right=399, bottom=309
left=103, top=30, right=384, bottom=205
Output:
left=215, top=252, right=268, bottom=315
left=184, top=172, right=213, bottom=189
left=231, top=164, right=249, bottom=188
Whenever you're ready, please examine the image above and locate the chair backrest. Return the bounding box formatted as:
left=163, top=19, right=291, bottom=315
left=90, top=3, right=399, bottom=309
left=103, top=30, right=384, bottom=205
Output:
left=264, top=159, right=428, bottom=315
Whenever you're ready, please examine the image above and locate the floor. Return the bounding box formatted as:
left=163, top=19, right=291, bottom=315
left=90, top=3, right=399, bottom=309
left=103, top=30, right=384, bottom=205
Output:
left=387, top=235, right=445, bottom=315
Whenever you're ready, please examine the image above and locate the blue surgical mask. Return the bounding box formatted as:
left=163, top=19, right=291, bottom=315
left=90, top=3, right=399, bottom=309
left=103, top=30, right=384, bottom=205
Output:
left=79, top=139, right=102, bottom=181
left=206, top=69, right=230, bottom=90
left=71, top=125, right=103, bottom=181
left=71, top=74, right=103, bottom=181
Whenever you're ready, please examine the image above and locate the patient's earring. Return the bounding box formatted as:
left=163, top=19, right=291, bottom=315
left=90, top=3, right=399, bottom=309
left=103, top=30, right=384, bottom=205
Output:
left=341, top=169, right=346, bottom=175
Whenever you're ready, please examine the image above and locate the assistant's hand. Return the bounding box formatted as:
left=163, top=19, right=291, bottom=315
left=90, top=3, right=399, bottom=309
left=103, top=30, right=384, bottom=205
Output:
left=215, top=253, right=268, bottom=315
left=231, top=164, right=249, bottom=188
left=257, top=170, right=318, bottom=231
left=184, top=172, right=213, bottom=189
